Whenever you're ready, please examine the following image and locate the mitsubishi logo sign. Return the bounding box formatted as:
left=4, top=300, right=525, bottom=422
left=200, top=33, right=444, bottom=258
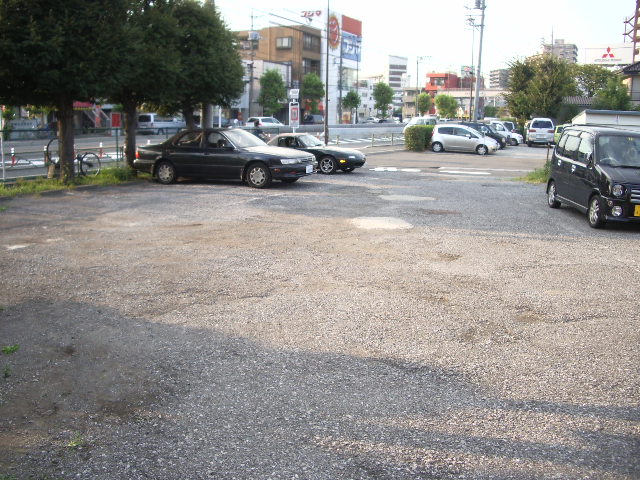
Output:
left=584, top=44, right=632, bottom=65
left=601, top=47, right=615, bottom=59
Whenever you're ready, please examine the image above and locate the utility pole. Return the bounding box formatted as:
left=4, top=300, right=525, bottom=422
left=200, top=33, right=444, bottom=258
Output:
left=202, top=0, right=216, bottom=128
left=248, top=11, right=256, bottom=120
left=323, top=0, right=330, bottom=145
left=472, top=0, right=486, bottom=121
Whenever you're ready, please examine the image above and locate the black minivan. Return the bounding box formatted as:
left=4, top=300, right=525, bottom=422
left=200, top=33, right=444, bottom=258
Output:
left=546, top=125, right=640, bottom=228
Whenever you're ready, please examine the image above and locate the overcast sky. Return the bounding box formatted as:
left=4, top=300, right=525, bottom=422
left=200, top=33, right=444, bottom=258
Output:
left=214, top=0, right=633, bottom=80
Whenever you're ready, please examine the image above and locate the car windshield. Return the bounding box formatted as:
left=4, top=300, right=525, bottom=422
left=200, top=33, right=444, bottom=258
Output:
left=224, top=129, right=267, bottom=148
left=598, top=135, right=640, bottom=168
left=297, top=134, right=324, bottom=147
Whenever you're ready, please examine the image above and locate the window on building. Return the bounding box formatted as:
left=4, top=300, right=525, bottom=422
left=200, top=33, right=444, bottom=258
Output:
left=276, top=37, right=292, bottom=49
left=303, top=34, right=321, bottom=53
left=303, top=58, right=321, bottom=76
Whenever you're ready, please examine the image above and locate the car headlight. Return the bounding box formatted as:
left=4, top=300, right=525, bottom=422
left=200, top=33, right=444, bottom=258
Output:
left=348, top=155, right=356, bottom=159
left=612, top=184, right=625, bottom=197
left=280, top=158, right=299, bottom=165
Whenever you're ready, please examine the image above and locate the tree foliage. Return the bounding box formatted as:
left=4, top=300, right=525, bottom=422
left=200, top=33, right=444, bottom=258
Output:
left=258, top=70, right=286, bottom=116
left=504, top=55, right=577, bottom=125
left=573, top=64, right=617, bottom=97
left=342, top=90, right=361, bottom=110
left=301, top=73, right=325, bottom=113
left=435, top=94, right=458, bottom=118
left=373, top=82, right=394, bottom=117
left=0, top=0, right=128, bottom=181
left=592, top=77, right=632, bottom=111
left=417, top=93, right=432, bottom=116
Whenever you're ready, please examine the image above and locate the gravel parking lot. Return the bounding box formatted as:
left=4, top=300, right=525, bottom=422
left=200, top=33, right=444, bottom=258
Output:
left=1, top=160, right=639, bottom=479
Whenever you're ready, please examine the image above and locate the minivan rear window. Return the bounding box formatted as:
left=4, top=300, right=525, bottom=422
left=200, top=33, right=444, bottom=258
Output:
left=532, top=120, right=552, bottom=129
left=138, top=115, right=152, bottom=122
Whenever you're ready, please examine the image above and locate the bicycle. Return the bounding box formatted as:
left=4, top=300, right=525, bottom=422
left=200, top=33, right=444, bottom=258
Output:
left=46, top=137, right=102, bottom=176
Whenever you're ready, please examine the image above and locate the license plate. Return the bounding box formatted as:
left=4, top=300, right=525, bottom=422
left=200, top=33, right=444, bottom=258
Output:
left=635, top=205, right=640, bottom=217
left=306, top=165, right=313, bottom=173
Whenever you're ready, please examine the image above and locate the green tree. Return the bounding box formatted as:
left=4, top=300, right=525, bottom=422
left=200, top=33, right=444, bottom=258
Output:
left=416, top=93, right=432, bottom=116
left=0, top=0, right=128, bottom=182
left=592, top=77, right=632, bottom=110
left=258, top=70, right=287, bottom=116
left=527, top=55, right=578, bottom=119
left=342, top=90, right=361, bottom=110
left=435, top=94, right=458, bottom=118
left=484, top=105, right=498, bottom=117
left=504, top=58, right=536, bottom=126
left=109, top=0, right=181, bottom=168
left=301, top=73, right=325, bottom=114
left=373, top=82, right=394, bottom=117
left=574, top=64, right=617, bottom=96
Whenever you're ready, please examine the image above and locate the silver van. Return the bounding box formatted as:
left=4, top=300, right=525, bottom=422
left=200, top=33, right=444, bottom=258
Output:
left=137, top=113, right=186, bottom=135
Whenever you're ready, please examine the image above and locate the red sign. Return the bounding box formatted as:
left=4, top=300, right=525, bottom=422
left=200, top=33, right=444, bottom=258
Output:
left=111, top=112, right=121, bottom=128
left=328, top=14, right=341, bottom=50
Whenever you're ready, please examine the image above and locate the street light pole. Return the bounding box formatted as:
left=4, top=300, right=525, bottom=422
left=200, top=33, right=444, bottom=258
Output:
left=472, top=0, right=486, bottom=121
left=415, top=56, right=425, bottom=117
left=323, top=0, right=330, bottom=145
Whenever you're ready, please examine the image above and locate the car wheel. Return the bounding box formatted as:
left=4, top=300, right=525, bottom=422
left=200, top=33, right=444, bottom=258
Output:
left=432, top=142, right=444, bottom=153
left=246, top=163, right=272, bottom=188
left=476, top=144, right=488, bottom=155
left=510, top=138, right=518, bottom=146
left=527, top=141, right=532, bottom=147
left=155, top=160, right=176, bottom=184
left=342, top=167, right=355, bottom=173
left=319, top=156, right=336, bottom=174
left=547, top=181, right=561, bottom=208
left=588, top=195, right=606, bottom=229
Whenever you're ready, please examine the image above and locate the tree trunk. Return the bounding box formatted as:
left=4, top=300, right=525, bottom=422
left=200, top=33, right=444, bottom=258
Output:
left=56, top=99, right=75, bottom=183
left=123, top=96, right=137, bottom=169
left=183, top=103, right=197, bottom=130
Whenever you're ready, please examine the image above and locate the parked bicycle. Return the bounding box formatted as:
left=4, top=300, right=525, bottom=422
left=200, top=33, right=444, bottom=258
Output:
left=45, top=138, right=102, bottom=176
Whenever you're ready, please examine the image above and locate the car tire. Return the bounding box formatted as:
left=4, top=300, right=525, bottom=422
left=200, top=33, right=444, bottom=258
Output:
left=432, top=142, right=444, bottom=153
left=527, top=141, right=532, bottom=147
left=155, top=160, right=176, bottom=184
left=246, top=163, right=272, bottom=188
left=319, top=156, right=337, bottom=174
left=510, top=138, right=518, bottom=146
left=588, top=195, right=606, bottom=229
left=476, top=144, right=488, bottom=155
left=547, top=181, right=561, bottom=208
left=342, top=167, right=355, bottom=173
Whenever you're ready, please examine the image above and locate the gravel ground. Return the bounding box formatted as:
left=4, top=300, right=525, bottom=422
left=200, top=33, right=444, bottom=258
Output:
left=1, top=164, right=639, bottom=479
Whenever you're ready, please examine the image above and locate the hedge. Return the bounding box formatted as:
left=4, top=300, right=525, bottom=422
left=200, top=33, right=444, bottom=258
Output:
left=404, top=125, right=435, bottom=152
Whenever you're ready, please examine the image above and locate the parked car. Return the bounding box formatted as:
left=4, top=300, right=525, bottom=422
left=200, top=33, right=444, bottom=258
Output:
left=554, top=124, right=567, bottom=144
left=430, top=124, right=499, bottom=155
left=403, top=116, right=437, bottom=134
left=502, top=120, right=517, bottom=132
left=525, top=117, right=555, bottom=146
left=268, top=133, right=366, bottom=174
left=137, top=113, right=186, bottom=135
left=363, top=116, right=381, bottom=124
left=302, top=114, right=324, bottom=125
left=546, top=125, right=640, bottom=228
left=459, top=121, right=507, bottom=149
left=489, top=120, right=523, bottom=146
left=133, top=128, right=315, bottom=188
left=247, top=116, right=284, bottom=127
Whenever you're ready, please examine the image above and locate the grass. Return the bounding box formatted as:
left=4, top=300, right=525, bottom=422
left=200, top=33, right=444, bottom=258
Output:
left=519, top=160, right=551, bottom=184
left=0, top=167, right=150, bottom=198
left=66, top=433, right=84, bottom=449
left=2, top=345, right=19, bottom=355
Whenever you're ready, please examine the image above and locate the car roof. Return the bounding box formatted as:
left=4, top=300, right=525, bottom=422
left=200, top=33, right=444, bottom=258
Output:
left=563, top=124, right=640, bottom=136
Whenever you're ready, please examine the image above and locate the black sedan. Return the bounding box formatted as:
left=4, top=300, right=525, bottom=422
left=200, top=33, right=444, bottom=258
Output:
left=268, top=133, right=366, bottom=174
left=133, top=128, right=316, bottom=188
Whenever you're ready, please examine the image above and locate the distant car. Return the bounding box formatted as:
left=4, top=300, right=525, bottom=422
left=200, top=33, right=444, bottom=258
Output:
left=430, top=124, right=499, bottom=155
left=459, top=121, right=507, bottom=149
left=268, top=133, right=366, bottom=174
left=133, top=128, right=315, bottom=188
left=554, top=124, right=567, bottom=144
left=363, top=116, right=381, bottom=124
left=137, top=113, right=186, bottom=135
left=546, top=124, right=640, bottom=228
left=526, top=117, right=555, bottom=146
left=490, top=120, right=523, bottom=146
left=302, top=114, right=324, bottom=125
left=247, top=116, right=284, bottom=127
left=403, top=116, right=437, bottom=134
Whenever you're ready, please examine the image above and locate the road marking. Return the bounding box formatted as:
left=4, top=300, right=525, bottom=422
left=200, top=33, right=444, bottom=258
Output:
left=439, top=170, right=491, bottom=175
left=351, top=217, right=413, bottom=230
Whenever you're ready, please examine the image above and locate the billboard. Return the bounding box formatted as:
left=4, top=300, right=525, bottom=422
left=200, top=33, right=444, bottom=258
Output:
left=583, top=44, right=633, bottom=65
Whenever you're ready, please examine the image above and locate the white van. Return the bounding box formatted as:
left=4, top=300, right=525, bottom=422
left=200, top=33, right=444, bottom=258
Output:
left=137, top=113, right=186, bottom=135
left=403, top=116, right=438, bottom=134
left=490, top=120, right=523, bottom=146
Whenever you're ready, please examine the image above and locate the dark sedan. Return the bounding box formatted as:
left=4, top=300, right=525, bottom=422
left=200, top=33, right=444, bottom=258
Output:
left=268, top=133, right=366, bottom=174
left=133, top=128, right=316, bottom=188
